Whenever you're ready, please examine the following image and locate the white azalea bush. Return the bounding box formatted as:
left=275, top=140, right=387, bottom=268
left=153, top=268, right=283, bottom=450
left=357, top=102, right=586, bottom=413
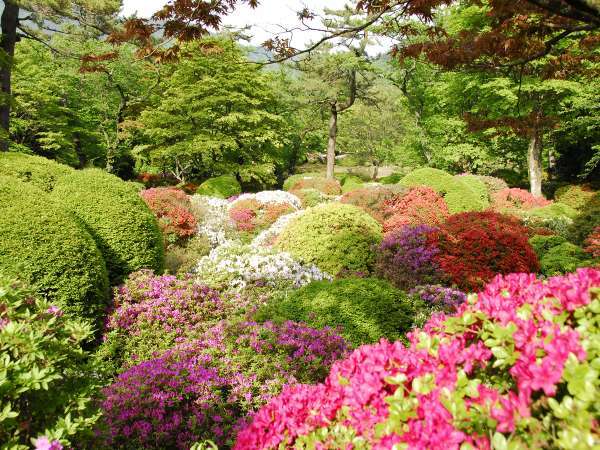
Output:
left=231, top=190, right=302, bottom=210
left=194, top=242, right=331, bottom=290
left=252, top=209, right=308, bottom=247
left=191, top=195, right=237, bottom=247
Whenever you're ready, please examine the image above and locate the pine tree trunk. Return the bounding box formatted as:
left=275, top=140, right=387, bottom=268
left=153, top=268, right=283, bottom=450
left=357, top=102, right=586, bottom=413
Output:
left=0, top=1, right=19, bottom=151
left=326, top=104, right=337, bottom=180
left=528, top=127, right=543, bottom=197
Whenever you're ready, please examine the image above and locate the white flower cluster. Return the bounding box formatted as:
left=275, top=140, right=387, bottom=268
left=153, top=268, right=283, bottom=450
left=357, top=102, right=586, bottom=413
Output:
left=194, top=242, right=331, bottom=290
left=191, top=195, right=236, bottom=247
left=230, top=190, right=302, bottom=210
left=252, top=209, right=308, bottom=247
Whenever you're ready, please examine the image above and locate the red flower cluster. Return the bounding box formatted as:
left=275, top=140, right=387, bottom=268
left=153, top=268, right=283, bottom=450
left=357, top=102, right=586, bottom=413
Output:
left=492, top=188, right=552, bottom=210
left=340, top=186, right=397, bottom=223
left=584, top=226, right=600, bottom=258
left=140, top=187, right=197, bottom=242
left=383, top=186, right=449, bottom=234
left=434, top=211, right=539, bottom=290
left=229, top=199, right=294, bottom=234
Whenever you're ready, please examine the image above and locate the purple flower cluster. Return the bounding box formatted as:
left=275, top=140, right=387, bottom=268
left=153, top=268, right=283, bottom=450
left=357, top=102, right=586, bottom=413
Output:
left=409, top=284, right=467, bottom=310
left=375, top=225, right=447, bottom=290
left=98, top=319, right=349, bottom=449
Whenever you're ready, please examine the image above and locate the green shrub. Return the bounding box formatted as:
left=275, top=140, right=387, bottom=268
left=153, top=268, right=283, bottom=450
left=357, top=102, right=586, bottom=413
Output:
left=528, top=235, right=568, bottom=258
left=472, top=174, right=508, bottom=194
left=0, top=152, right=72, bottom=192
left=337, top=174, right=364, bottom=193
left=255, top=277, right=417, bottom=346
left=527, top=202, right=578, bottom=220
left=51, top=169, right=164, bottom=285
left=491, top=168, right=527, bottom=187
left=196, top=174, right=241, bottom=198
left=282, top=172, right=322, bottom=191
left=569, top=193, right=600, bottom=244
left=379, top=172, right=404, bottom=184
left=454, top=174, right=489, bottom=203
left=275, top=203, right=382, bottom=275
left=290, top=188, right=330, bottom=207
left=555, top=184, right=597, bottom=210
left=164, top=235, right=211, bottom=275
left=0, top=277, right=101, bottom=448
left=400, top=168, right=487, bottom=213
left=539, top=242, right=593, bottom=276
left=285, top=174, right=342, bottom=195
left=0, top=177, right=109, bottom=323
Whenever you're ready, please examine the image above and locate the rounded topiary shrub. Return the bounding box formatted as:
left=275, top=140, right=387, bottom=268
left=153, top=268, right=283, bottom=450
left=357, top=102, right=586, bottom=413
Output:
left=0, top=277, right=100, bottom=449
left=196, top=174, right=241, bottom=198
left=255, top=277, right=417, bottom=346
left=275, top=203, right=383, bottom=275
left=0, top=152, right=73, bottom=192
left=454, top=174, right=489, bottom=204
left=51, top=169, right=164, bottom=285
left=400, top=168, right=486, bottom=213
left=0, top=177, right=109, bottom=322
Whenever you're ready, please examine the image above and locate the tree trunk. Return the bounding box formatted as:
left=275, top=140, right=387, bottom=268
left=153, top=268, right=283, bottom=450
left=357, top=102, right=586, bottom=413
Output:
left=0, top=1, right=19, bottom=151
left=326, top=103, right=338, bottom=180
left=528, top=127, right=543, bottom=197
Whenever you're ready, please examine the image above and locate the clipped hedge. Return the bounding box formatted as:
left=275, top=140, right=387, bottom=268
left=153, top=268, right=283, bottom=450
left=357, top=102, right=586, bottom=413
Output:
left=256, top=277, right=417, bottom=346
left=52, top=169, right=164, bottom=285
left=275, top=203, right=382, bottom=275
left=0, top=176, right=109, bottom=323
left=400, top=168, right=487, bottom=213
left=196, top=174, right=241, bottom=198
left=0, top=152, right=72, bottom=192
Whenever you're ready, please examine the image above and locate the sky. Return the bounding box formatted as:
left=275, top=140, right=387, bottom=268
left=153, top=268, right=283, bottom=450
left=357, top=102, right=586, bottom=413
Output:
left=120, top=0, right=389, bottom=52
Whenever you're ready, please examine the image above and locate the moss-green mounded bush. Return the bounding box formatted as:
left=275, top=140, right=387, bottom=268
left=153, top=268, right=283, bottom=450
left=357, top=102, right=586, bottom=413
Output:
left=275, top=203, right=382, bottom=275
left=379, top=172, right=404, bottom=184
left=0, top=176, right=109, bottom=322
left=554, top=184, right=596, bottom=210
left=196, top=174, right=241, bottom=198
left=569, top=193, right=600, bottom=245
left=0, top=152, right=73, bottom=192
left=400, top=168, right=487, bottom=213
left=527, top=202, right=578, bottom=220
left=255, top=277, right=417, bottom=346
left=282, top=172, right=322, bottom=191
left=52, top=169, right=164, bottom=285
left=454, top=174, right=489, bottom=204
left=528, top=235, right=568, bottom=258
left=539, top=242, right=593, bottom=276
left=291, top=188, right=330, bottom=208
left=337, top=174, right=364, bottom=193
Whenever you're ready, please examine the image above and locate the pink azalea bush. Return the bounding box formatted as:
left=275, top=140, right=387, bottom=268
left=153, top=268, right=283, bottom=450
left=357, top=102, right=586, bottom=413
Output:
left=234, top=268, right=600, bottom=449
left=98, top=320, right=349, bottom=449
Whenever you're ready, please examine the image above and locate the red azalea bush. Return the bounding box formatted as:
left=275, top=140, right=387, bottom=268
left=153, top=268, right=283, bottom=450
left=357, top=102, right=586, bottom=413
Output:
left=383, top=186, right=449, bottom=234
left=584, top=226, right=600, bottom=258
left=435, top=211, right=539, bottom=290
left=492, top=188, right=552, bottom=211
left=229, top=199, right=295, bottom=235
left=340, top=185, right=400, bottom=223
left=234, top=268, right=600, bottom=450
left=140, top=187, right=197, bottom=244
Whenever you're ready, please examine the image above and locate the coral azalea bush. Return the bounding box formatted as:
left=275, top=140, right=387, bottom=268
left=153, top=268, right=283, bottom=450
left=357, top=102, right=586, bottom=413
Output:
left=435, top=211, right=539, bottom=290
left=228, top=197, right=295, bottom=236
left=492, top=187, right=552, bottom=211
left=141, top=187, right=197, bottom=244
left=234, top=268, right=600, bottom=450
left=383, top=186, right=449, bottom=233
left=340, top=185, right=399, bottom=223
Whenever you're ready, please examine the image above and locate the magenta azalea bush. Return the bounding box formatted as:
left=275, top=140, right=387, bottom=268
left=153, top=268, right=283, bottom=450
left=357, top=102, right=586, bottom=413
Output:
left=234, top=268, right=600, bottom=449
left=98, top=320, right=349, bottom=449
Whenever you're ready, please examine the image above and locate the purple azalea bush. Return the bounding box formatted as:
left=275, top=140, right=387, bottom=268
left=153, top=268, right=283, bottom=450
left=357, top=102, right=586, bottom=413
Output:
left=375, top=225, right=447, bottom=290
left=409, top=284, right=467, bottom=310
left=97, top=320, right=349, bottom=449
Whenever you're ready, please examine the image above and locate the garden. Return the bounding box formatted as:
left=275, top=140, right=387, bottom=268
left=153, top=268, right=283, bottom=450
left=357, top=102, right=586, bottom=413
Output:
left=1, top=0, right=600, bottom=449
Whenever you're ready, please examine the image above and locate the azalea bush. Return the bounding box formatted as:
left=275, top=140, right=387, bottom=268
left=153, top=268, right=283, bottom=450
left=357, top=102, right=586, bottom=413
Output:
left=409, top=284, right=466, bottom=311
left=191, top=195, right=238, bottom=247
left=435, top=211, right=540, bottom=290
left=340, top=185, right=400, bottom=223
left=284, top=174, right=341, bottom=195
left=98, top=320, right=349, bottom=449
left=275, top=203, right=382, bottom=276
left=195, top=242, right=331, bottom=290
left=584, top=226, right=600, bottom=258
left=375, top=224, right=447, bottom=290
left=234, top=268, right=600, bottom=450
left=492, top=187, right=553, bottom=211
left=383, top=186, right=449, bottom=234
left=0, top=277, right=99, bottom=449
left=289, top=188, right=331, bottom=208
left=228, top=193, right=297, bottom=238
left=140, top=187, right=197, bottom=244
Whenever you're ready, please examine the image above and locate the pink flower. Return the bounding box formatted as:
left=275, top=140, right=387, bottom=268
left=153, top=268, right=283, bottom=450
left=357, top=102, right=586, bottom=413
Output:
left=34, top=437, right=63, bottom=450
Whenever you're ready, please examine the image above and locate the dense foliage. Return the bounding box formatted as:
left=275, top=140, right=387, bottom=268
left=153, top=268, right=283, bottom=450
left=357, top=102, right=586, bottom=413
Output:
left=0, top=152, right=72, bottom=192
left=235, top=268, right=600, bottom=449
left=196, top=175, right=241, bottom=199
left=141, top=187, right=198, bottom=245
left=0, top=176, right=109, bottom=323
left=275, top=203, right=383, bottom=275
left=255, top=277, right=418, bottom=346
left=0, top=277, right=99, bottom=449
left=383, top=186, right=449, bottom=233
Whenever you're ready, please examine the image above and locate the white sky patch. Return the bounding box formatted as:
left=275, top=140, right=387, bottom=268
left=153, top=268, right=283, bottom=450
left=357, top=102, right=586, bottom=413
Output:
left=120, top=0, right=390, bottom=54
